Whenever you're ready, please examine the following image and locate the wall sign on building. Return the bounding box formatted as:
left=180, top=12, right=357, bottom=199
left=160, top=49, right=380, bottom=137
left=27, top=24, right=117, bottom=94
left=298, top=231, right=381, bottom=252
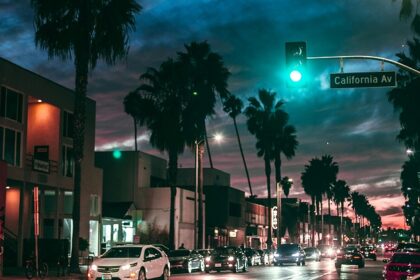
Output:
left=33, top=145, right=50, bottom=173
left=272, top=206, right=278, bottom=230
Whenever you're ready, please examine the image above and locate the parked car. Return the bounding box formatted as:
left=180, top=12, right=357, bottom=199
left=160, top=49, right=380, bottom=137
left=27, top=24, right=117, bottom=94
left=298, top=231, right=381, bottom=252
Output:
left=317, top=244, right=336, bottom=259
left=204, top=246, right=248, bottom=273
left=382, top=251, right=420, bottom=280
left=273, top=244, right=306, bottom=266
left=87, top=244, right=170, bottom=280
left=256, top=249, right=271, bottom=265
left=168, top=249, right=204, bottom=273
left=196, top=249, right=213, bottom=258
left=335, top=246, right=365, bottom=269
left=152, top=244, right=170, bottom=255
left=304, top=247, right=321, bottom=262
left=244, top=248, right=261, bottom=266
left=360, top=245, right=377, bottom=261
left=395, top=243, right=420, bottom=253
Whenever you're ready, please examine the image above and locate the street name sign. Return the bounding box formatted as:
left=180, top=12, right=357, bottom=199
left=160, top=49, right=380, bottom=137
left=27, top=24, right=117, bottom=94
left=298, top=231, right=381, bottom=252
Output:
left=330, top=71, right=396, bottom=88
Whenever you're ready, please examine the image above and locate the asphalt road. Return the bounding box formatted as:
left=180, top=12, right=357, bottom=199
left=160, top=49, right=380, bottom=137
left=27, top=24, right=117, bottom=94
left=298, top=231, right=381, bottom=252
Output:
left=170, top=259, right=384, bottom=280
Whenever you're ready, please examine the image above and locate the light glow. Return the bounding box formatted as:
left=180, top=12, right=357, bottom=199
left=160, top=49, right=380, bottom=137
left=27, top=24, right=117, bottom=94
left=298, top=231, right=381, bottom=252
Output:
left=290, top=70, right=302, bottom=82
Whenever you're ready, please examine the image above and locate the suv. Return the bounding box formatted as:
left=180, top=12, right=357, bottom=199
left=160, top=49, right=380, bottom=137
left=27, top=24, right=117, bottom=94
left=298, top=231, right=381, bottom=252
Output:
left=360, top=246, right=377, bottom=261
left=273, top=244, right=306, bottom=266
left=335, top=246, right=364, bottom=269
left=87, top=244, right=170, bottom=280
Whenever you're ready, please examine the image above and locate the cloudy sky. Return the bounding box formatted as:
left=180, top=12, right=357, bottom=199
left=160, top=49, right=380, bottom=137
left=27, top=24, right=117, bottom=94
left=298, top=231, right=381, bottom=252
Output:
left=0, top=0, right=415, bottom=228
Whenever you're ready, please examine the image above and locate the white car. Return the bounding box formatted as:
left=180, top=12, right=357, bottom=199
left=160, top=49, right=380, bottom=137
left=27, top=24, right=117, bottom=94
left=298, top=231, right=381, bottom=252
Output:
left=88, top=244, right=170, bottom=280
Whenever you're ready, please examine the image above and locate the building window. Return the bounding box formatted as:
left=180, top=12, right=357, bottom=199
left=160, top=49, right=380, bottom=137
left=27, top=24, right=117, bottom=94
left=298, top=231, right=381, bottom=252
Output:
left=62, top=111, right=73, bottom=138
left=63, top=191, right=73, bottom=215
left=229, top=202, right=242, bottom=217
left=62, top=145, right=74, bottom=177
left=90, top=195, right=100, bottom=216
left=0, top=86, right=23, bottom=123
left=44, top=190, right=57, bottom=214
left=0, top=126, right=22, bottom=167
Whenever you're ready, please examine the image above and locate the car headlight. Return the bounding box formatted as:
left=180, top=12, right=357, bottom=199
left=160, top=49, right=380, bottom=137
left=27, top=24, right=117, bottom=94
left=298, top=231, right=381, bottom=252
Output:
left=121, top=263, right=137, bottom=270
left=90, top=264, right=98, bottom=271
left=327, top=248, right=333, bottom=255
left=292, top=252, right=300, bottom=257
left=274, top=253, right=279, bottom=257
left=228, top=256, right=235, bottom=261
left=205, top=256, right=211, bottom=262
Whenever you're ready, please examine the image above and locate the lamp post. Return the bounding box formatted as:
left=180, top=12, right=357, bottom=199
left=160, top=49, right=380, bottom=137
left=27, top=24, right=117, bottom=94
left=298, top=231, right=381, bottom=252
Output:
left=194, top=134, right=223, bottom=249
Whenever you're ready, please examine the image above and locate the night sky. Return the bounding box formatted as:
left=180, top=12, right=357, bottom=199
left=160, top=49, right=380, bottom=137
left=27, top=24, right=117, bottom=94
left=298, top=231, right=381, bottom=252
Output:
left=1, top=0, right=414, bottom=228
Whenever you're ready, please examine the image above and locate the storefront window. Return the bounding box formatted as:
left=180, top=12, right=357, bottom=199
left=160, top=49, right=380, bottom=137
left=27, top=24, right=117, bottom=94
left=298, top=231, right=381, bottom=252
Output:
left=89, top=220, right=99, bottom=256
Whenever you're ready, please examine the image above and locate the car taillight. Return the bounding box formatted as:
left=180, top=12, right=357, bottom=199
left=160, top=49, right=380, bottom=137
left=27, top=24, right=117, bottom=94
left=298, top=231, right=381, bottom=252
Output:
left=370, top=250, right=375, bottom=253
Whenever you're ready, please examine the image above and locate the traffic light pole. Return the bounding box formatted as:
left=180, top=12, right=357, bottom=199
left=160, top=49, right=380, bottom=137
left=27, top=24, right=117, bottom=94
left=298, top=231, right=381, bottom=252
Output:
left=307, top=55, right=420, bottom=76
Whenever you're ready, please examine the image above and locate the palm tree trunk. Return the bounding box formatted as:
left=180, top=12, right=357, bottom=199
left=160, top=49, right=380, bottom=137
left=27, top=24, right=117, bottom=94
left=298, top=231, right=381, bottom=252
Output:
left=197, top=144, right=204, bottom=249
left=203, top=121, right=214, bottom=169
left=320, top=199, right=324, bottom=244
left=133, top=118, right=138, bottom=151
left=274, top=153, right=282, bottom=246
left=70, top=48, right=89, bottom=273
left=316, top=199, right=320, bottom=244
left=311, top=197, right=315, bottom=247
left=328, top=198, right=331, bottom=244
left=233, top=118, right=253, bottom=196
left=264, top=155, right=272, bottom=249
left=168, top=149, right=178, bottom=250
left=340, top=202, right=344, bottom=246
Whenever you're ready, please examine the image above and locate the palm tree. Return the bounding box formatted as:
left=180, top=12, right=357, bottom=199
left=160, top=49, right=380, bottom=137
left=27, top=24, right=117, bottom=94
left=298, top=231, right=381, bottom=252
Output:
left=223, top=94, right=253, bottom=197
left=244, top=89, right=281, bottom=248
left=401, top=154, right=420, bottom=203
left=395, top=0, right=420, bottom=36
left=320, top=155, right=338, bottom=241
left=332, top=180, right=350, bottom=245
left=31, top=0, right=141, bottom=272
left=301, top=155, right=338, bottom=244
left=134, top=59, right=186, bottom=250
left=178, top=41, right=230, bottom=168
left=280, top=176, right=294, bottom=198
left=124, top=91, right=142, bottom=151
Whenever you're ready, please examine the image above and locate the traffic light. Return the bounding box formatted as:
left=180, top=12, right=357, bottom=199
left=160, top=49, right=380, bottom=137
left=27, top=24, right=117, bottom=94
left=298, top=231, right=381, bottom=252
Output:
left=285, top=42, right=307, bottom=87
left=113, top=150, right=122, bottom=159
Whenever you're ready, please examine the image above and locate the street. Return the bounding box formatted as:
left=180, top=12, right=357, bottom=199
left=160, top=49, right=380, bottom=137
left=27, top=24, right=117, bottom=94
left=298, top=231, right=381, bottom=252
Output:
left=170, top=259, right=384, bottom=280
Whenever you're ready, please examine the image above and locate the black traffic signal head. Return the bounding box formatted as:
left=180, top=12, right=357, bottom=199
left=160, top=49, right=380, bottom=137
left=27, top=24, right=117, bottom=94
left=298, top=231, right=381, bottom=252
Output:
left=285, top=41, right=307, bottom=87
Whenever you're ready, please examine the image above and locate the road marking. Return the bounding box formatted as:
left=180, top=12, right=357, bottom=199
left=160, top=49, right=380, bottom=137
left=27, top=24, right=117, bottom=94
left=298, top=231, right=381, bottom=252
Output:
left=306, top=271, right=333, bottom=280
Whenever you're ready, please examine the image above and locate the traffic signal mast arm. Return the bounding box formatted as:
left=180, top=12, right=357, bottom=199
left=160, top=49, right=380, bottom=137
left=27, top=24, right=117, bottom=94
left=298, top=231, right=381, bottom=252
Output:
left=307, top=55, right=420, bottom=76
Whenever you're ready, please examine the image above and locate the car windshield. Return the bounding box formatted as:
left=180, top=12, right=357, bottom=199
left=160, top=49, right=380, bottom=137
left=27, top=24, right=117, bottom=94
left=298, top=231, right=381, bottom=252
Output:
left=344, top=247, right=358, bottom=253
left=213, top=247, right=235, bottom=255
left=102, top=247, right=142, bottom=258
left=391, top=254, right=420, bottom=264
left=278, top=245, right=298, bottom=252
left=169, top=250, right=190, bottom=257
left=305, top=248, right=315, bottom=253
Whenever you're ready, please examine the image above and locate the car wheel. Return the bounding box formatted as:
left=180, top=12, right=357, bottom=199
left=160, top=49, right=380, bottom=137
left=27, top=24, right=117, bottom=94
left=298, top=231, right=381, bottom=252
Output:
left=233, top=262, right=239, bottom=273
left=138, top=269, right=147, bottom=280
left=187, top=261, right=192, bottom=273
left=200, top=260, right=205, bottom=272
left=335, top=263, right=341, bottom=269
left=302, top=261, right=306, bottom=266
left=373, top=257, right=377, bottom=261
left=358, top=263, right=365, bottom=268
left=216, top=269, right=221, bottom=273
left=279, top=262, right=283, bottom=266
left=242, top=261, right=247, bottom=272
left=205, top=269, right=210, bottom=273
left=160, top=266, right=169, bottom=280
left=297, top=261, right=300, bottom=266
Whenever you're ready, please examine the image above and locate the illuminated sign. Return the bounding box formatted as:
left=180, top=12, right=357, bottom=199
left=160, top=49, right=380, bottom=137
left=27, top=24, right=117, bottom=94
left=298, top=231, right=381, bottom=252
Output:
left=272, top=206, right=278, bottom=230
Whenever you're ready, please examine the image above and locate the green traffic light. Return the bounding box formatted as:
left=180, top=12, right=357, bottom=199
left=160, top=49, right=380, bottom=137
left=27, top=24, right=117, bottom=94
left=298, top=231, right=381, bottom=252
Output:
left=113, top=150, right=122, bottom=159
left=290, top=70, right=302, bottom=82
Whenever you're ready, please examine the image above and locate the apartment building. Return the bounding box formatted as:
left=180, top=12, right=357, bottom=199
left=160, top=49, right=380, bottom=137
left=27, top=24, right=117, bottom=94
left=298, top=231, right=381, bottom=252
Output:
left=0, top=57, right=103, bottom=267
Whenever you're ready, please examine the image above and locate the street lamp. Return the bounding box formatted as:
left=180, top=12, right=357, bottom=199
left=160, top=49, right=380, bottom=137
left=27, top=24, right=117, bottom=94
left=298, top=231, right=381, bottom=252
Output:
left=194, top=133, right=223, bottom=249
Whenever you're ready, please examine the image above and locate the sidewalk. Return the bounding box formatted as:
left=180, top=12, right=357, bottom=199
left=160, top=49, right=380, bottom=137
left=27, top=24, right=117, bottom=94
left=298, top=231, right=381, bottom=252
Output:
left=1, top=266, right=88, bottom=280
